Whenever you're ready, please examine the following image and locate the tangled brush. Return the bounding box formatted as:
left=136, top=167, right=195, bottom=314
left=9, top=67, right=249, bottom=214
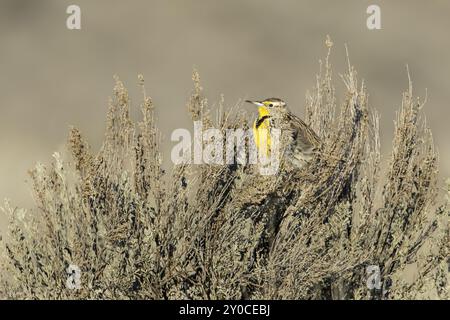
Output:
left=0, top=42, right=448, bottom=299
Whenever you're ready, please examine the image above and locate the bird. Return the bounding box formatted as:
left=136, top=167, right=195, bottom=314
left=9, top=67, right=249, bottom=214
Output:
left=245, top=98, right=321, bottom=169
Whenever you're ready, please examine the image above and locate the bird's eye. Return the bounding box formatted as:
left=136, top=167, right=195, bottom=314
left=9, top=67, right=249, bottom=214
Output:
left=269, top=104, right=273, bottom=107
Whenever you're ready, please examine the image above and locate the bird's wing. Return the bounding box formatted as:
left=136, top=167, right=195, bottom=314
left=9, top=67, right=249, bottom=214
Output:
left=286, top=113, right=321, bottom=148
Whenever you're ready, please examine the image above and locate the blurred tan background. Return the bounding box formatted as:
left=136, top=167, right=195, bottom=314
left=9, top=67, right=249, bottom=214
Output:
left=1, top=0, right=450, bottom=214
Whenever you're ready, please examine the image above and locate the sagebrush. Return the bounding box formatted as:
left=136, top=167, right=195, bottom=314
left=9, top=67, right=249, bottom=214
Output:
left=0, top=43, right=448, bottom=299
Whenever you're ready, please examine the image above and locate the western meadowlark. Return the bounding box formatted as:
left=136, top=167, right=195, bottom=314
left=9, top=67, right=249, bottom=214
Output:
left=245, top=98, right=321, bottom=169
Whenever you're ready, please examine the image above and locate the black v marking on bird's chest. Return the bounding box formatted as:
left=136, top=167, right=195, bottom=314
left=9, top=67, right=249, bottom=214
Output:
left=256, top=115, right=270, bottom=128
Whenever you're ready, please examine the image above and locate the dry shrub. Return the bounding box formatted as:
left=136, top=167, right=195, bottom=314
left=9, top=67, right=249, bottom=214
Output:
left=0, top=42, right=448, bottom=299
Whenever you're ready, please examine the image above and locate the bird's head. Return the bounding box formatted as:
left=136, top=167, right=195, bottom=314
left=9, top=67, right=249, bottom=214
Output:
left=245, top=98, right=287, bottom=117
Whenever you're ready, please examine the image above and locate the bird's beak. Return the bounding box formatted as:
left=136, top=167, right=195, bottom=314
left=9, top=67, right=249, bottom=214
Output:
left=245, top=100, right=264, bottom=107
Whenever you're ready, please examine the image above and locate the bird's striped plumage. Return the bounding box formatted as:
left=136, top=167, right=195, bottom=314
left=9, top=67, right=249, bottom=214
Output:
left=246, top=98, right=321, bottom=169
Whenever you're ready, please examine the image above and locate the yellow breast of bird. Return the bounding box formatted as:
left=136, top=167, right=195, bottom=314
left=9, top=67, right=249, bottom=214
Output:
left=253, top=106, right=271, bottom=155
